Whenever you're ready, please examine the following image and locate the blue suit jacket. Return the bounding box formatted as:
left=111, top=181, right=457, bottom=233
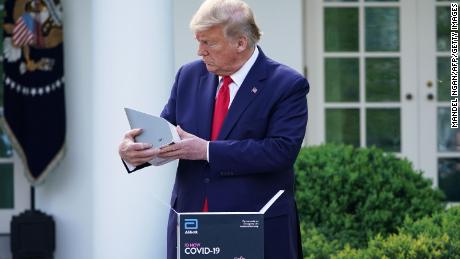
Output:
left=130, top=47, right=308, bottom=259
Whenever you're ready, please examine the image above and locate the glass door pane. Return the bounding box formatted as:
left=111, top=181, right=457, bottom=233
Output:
left=325, top=8, right=359, bottom=52
left=326, top=108, right=360, bottom=146
left=366, top=108, right=401, bottom=152
left=438, top=108, right=460, bottom=152
left=325, top=58, right=360, bottom=102
left=437, top=57, right=450, bottom=101
left=365, top=7, right=400, bottom=51
left=365, top=58, right=400, bottom=101
left=436, top=6, right=453, bottom=51
left=0, top=164, right=14, bottom=209
left=438, top=158, right=460, bottom=202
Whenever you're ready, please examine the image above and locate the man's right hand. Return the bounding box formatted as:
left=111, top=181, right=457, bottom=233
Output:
left=118, top=128, right=160, bottom=167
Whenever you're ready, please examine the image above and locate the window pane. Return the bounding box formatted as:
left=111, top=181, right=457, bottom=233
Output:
left=366, top=58, right=400, bottom=102
left=438, top=108, right=460, bottom=152
left=438, top=158, right=460, bottom=202
left=0, top=127, right=13, bottom=158
left=366, top=0, right=398, bottom=2
left=326, top=108, right=360, bottom=146
left=325, top=8, right=359, bottom=52
left=438, top=57, right=450, bottom=102
left=325, top=58, right=360, bottom=102
left=0, top=164, right=14, bottom=209
left=365, top=7, right=400, bottom=51
left=437, top=6, right=452, bottom=51
left=366, top=108, right=401, bottom=152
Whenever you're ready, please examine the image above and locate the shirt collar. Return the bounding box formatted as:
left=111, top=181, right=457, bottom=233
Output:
left=219, top=46, right=259, bottom=86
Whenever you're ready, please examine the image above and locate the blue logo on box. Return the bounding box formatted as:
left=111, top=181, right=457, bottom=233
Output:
left=184, top=219, right=198, bottom=230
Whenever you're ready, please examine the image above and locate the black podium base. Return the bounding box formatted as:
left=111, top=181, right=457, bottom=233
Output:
left=10, top=210, right=55, bottom=259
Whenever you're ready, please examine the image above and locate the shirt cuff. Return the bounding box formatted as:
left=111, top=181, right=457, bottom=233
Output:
left=206, top=141, right=210, bottom=162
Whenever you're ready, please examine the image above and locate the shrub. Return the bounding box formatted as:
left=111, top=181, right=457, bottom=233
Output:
left=334, top=233, right=449, bottom=259
left=300, top=223, right=340, bottom=259
left=400, top=205, right=460, bottom=257
left=295, top=144, right=445, bottom=253
left=333, top=206, right=460, bottom=258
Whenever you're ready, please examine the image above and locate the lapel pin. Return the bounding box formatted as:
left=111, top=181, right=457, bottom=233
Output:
left=251, top=87, right=258, bottom=94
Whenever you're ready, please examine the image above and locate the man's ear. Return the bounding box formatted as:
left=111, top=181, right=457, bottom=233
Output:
left=236, top=36, right=249, bottom=52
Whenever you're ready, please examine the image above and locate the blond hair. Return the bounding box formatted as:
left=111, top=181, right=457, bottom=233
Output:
left=190, top=0, right=262, bottom=48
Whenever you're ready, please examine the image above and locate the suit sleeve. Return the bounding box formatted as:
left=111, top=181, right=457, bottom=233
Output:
left=160, top=66, right=182, bottom=125
left=208, top=77, right=309, bottom=175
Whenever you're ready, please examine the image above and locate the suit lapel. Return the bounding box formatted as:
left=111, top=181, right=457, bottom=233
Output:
left=197, top=72, right=219, bottom=140
left=218, top=50, right=268, bottom=140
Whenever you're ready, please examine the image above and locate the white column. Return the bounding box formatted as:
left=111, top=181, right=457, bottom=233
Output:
left=92, top=0, right=175, bottom=259
left=36, top=0, right=95, bottom=259
left=37, top=0, right=176, bottom=259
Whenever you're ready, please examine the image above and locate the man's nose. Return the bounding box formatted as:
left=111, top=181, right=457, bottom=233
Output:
left=197, top=44, right=208, bottom=56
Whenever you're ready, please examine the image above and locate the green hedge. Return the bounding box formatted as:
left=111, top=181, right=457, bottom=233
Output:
left=295, top=144, right=445, bottom=254
left=334, top=234, right=450, bottom=259
left=399, top=205, right=460, bottom=257
left=300, top=224, right=340, bottom=259
left=334, top=206, right=460, bottom=258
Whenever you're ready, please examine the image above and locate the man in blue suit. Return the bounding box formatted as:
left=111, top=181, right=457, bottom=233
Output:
left=119, top=0, right=309, bottom=258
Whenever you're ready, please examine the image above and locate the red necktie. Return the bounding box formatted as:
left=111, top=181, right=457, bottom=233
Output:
left=211, top=76, right=232, bottom=141
left=203, top=76, right=232, bottom=212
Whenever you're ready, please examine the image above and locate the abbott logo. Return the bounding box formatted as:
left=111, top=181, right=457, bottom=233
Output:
left=184, top=219, right=198, bottom=230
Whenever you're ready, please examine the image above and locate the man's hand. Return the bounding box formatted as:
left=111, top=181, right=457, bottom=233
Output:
left=118, top=128, right=160, bottom=166
left=158, top=126, right=207, bottom=160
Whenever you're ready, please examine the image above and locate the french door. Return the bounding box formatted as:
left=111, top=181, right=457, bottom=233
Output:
left=305, top=0, right=459, bottom=202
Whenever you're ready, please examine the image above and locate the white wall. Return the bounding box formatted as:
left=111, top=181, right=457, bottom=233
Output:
left=173, top=0, right=304, bottom=74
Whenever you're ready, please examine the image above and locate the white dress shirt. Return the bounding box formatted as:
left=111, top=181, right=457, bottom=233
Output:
left=216, top=47, right=260, bottom=107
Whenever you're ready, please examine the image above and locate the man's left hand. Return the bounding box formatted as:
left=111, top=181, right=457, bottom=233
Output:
left=158, top=126, right=207, bottom=160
